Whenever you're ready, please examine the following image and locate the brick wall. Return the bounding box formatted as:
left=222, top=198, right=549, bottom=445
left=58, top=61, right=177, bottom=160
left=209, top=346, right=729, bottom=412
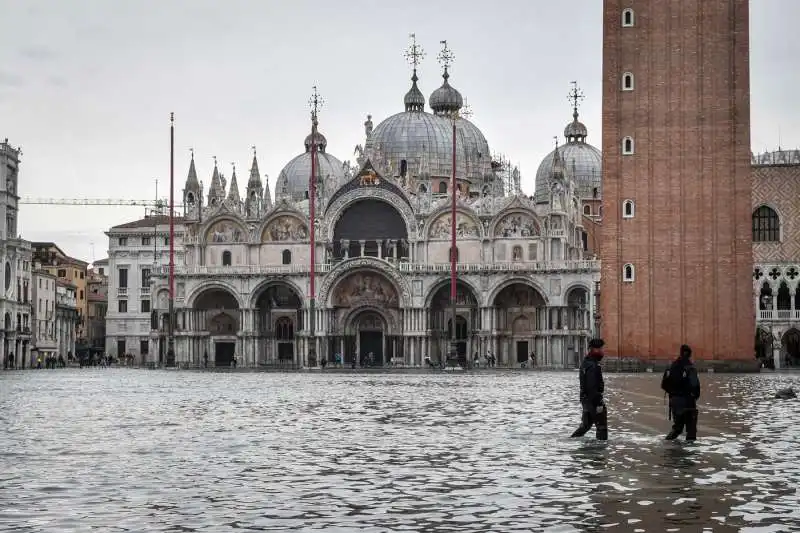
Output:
left=600, top=0, right=754, bottom=363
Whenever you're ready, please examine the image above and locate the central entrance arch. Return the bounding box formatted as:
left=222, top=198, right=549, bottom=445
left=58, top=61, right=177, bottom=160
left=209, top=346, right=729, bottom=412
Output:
left=330, top=269, right=401, bottom=366
left=332, top=199, right=409, bottom=260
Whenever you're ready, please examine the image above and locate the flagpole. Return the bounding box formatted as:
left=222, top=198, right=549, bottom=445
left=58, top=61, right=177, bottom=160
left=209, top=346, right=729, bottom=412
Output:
left=167, top=112, right=176, bottom=367
left=308, top=87, right=322, bottom=367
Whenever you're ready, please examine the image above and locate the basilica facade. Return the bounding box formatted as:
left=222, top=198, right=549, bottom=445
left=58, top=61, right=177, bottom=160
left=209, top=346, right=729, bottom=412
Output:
left=147, top=59, right=600, bottom=369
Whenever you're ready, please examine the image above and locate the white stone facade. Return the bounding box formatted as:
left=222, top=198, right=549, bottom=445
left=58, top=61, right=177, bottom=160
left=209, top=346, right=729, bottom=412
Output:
left=144, top=150, right=599, bottom=369
left=105, top=215, right=185, bottom=363
left=55, top=282, right=78, bottom=358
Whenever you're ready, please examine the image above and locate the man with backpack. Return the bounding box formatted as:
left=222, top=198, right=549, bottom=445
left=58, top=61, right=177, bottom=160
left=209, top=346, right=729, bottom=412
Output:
left=570, top=338, right=608, bottom=440
left=661, top=344, right=701, bottom=441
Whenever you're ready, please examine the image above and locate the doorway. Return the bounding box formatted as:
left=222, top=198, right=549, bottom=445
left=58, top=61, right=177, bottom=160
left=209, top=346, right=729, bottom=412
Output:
left=359, top=331, right=383, bottom=366
left=516, top=341, right=529, bottom=364
left=215, top=341, right=236, bottom=367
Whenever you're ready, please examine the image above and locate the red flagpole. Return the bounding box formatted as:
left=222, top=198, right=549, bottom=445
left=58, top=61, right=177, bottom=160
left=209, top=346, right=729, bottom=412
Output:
left=449, top=116, right=458, bottom=363
left=308, top=92, right=318, bottom=367
left=167, top=112, right=175, bottom=366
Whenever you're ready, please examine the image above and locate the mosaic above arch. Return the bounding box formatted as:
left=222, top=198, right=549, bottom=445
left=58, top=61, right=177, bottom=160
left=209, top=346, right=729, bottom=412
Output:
left=494, top=212, right=540, bottom=238
left=205, top=219, right=246, bottom=243
left=428, top=211, right=480, bottom=239
left=262, top=215, right=308, bottom=242
left=332, top=271, right=399, bottom=307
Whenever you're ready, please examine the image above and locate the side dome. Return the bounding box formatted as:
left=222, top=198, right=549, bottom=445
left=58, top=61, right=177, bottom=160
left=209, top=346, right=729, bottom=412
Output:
left=534, top=110, right=602, bottom=203
left=276, top=128, right=345, bottom=202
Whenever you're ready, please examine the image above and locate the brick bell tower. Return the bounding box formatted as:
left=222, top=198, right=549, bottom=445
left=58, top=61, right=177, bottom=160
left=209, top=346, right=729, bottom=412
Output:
left=600, top=0, right=755, bottom=365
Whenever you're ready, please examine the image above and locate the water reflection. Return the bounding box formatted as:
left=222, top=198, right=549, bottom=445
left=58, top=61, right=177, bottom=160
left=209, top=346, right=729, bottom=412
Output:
left=0, top=370, right=798, bottom=531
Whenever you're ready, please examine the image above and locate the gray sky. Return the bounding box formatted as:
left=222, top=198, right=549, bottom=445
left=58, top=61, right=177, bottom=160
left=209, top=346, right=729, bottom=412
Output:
left=1, top=0, right=797, bottom=263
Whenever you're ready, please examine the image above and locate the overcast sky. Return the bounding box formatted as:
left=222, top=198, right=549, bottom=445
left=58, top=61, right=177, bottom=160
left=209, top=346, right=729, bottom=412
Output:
left=1, top=0, right=798, bottom=263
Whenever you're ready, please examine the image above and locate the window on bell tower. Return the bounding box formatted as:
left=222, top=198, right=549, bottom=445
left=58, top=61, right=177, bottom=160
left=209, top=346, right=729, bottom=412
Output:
left=622, top=8, right=634, bottom=27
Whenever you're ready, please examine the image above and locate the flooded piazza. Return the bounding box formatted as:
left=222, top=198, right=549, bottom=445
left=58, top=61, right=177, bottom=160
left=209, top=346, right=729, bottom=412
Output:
left=1, top=369, right=799, bottom=532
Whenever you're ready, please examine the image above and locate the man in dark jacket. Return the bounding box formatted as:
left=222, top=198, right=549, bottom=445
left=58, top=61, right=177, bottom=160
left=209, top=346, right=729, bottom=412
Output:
left=661, top=344, right=701, bottom=441
left=570, top=338, right=608, bottom=440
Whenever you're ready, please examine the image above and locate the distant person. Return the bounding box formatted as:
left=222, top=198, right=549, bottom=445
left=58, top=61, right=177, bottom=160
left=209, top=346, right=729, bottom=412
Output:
left=203, top=353, right=209, bottom=368
left=570, top=338, right=608, bottom=440
left=661, top=344, right=700, bottom=441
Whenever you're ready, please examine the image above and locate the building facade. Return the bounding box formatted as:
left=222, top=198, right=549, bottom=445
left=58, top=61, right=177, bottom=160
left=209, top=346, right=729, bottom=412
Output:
left=0, top=139, right=33, bottom=369
left=31, top=243, right=89, bottom=338
left=140, top=53, right=599, bottom=368
left=599, top=0, right=755, bottom=366
left=55, top=280, right=78, bottom=359
left=87, top=260, right=108, bottom=354
left=31, top=265, right=56, bottom=363
left=105, top=215, right=185, bottom=363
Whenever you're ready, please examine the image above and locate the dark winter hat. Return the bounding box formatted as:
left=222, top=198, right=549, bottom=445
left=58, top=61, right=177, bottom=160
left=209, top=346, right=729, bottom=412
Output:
left=680, top=344, right=692, bottom=357
left=588, top=338, right=605, bottom=349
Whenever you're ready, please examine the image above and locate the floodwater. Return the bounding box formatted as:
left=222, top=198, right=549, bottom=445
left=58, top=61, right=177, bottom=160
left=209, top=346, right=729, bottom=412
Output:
left=1, top=370, right=798, bottom=532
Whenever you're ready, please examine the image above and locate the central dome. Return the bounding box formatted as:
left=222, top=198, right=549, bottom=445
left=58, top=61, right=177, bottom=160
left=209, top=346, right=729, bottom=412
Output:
left=364, top=70, right=491, bottom=183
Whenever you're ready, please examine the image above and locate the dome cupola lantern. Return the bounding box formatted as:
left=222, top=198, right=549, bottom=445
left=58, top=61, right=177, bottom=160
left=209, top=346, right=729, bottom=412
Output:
left=403, top=33, right=426, bottom=112
left=429, top=40, right=463, bottom=117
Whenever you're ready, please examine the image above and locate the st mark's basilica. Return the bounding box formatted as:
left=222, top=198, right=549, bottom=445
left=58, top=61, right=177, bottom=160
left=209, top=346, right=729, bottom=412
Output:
left=145, top=40, right=601, bottom=368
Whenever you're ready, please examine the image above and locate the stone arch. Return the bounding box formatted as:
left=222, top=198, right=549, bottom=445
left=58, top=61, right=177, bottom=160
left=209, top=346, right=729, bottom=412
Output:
left=324, top=188, right=416, bottom=241
left=329, top=270, right=400, bottom=309
left=565, top=283, right=591, bottom=306
left=489, top=209, right=542, bottom=238
left=258, top=212, right=309, bottom=243
left=249, top=279, right=305, bottom=309
left=318, top=257, right=411, bottom=308
left=424, top=206, right=483, bottom=241
left=424, top=277, right=481, bottom=308
left=186, top=281, right=243, bottom=309
left=203, top=216, right=248, bottom=245
left=331, top=197, right=409, bottom=260
left=782, top=328, right=800, bottom=367
left=338, top=305, right=398, bottom=336
left=486, top=277, right=549, bottom=308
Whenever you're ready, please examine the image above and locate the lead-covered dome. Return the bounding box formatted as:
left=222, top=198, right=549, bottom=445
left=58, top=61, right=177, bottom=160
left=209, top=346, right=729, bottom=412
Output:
left=275, top=127, right=345, bottom=202
left=365, top=70, right=491, bottom=183
left=534, top=109, right=602, bottom=203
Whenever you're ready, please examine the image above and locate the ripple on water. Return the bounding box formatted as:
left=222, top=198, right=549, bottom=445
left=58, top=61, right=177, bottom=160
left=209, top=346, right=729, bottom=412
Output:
left=1, top=370, right=800, bottom=531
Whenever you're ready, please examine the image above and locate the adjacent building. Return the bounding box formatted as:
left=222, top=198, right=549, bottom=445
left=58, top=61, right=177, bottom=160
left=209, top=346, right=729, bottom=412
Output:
left=55, top=280, right=78, bottom=358
left=31, top=264, right=56, bottom=364
left=86, top=259, right=108, bottom=355
left=31, top=242, right=89, bottom=344
left=0, top=139, right=33, bottom=369
left=105, top=214, right=185, bottom=364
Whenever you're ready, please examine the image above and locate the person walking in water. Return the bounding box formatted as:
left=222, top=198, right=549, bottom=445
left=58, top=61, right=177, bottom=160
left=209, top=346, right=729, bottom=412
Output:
left=661, top=344, right=700, bottom=441
left=570, top=338, right=608, bottom=440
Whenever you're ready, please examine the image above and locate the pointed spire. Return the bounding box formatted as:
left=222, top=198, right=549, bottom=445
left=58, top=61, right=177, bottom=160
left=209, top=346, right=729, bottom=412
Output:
left=227, top=163, right=240, bottom=203
left=185, top=148, right=200, bottom=189
left=248, top=146, right=262, bottom=186
left=551, top=137, right=565, bottom=179
left=208, top=156, right=224, bottom=206
left=263, top=173, right=272, bottom=208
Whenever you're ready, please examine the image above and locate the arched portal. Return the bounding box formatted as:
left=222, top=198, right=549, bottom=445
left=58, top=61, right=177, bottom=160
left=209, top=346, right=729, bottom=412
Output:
left=330, top=270, right=401, bottom=366
left=428, top=281, right=479, bottom=365
left=332, top=199, right=409, bottom=261
left=253, top=283, right=303, bottom=366
left=782, top=328, right=800, bottom=368
left=193, top=287, right=240, bottom=367
left=755, top=328, right=774, bottom=368
left=492, top=282, right=547, bottom=367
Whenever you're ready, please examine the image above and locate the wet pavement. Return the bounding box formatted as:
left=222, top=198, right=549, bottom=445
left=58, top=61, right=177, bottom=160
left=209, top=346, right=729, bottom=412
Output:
left=1, top=369, right=798, bottom=532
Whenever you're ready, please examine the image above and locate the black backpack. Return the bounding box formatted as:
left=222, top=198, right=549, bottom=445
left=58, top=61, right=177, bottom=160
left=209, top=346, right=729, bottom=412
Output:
left=661, top=362, right=688, bottom=395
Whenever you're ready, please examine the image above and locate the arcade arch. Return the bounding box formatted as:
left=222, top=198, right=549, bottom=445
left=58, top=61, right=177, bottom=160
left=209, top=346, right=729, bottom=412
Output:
left=492, top=282, right=546, bottom=366
left=427, top=280, right=479, bottom=364
left=331, top=199, right=409, bottom=261
left=253, top=282, right=303, bottom=366
left=782, top=328, right=800, bottom=368
left=192, top=286, right=240, bottom=367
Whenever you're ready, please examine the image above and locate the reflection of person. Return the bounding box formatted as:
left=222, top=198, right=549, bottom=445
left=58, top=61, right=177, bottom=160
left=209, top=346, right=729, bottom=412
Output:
left=661, top=344, right=700, bottom=441
left=570, top=338, right=608, bottom=440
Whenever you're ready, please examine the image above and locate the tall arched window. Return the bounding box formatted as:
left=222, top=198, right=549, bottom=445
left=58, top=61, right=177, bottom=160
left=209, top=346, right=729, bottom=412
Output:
left=623, top=199, right=635, bottom=218
left=222, top=250, right=232, bottom=266
left=622, top=8, right=635, bottom=27
left=438, top=182, right=448, bottom=194
left=752, top=206, right=780, bottom=242
left=282, top=249, right=292, bottom=265
left=623, top=263, right=635, bottom=282
left=583, top=205, right=591, bottom=215
left=622, top=136, right=635, bottom=155
left=622, top=72, right=634, bottom=91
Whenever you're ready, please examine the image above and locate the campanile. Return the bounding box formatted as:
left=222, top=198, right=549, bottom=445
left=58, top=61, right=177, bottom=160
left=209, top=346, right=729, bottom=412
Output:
left=600, top=0, right=755, bottom=364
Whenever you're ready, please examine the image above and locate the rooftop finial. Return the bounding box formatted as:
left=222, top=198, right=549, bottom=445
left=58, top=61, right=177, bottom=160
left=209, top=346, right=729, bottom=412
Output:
left=213, top=155, right=217, bottom=167
left=189, top=147, right=194, bottom=160
left=309, top=85, right=324, bottom=126
left=437, top=40, right=454, bottom=76
left=252, top=145, right=257, bottom=157
left=231, top=162, right=236, bottom=174
left=568, top=81, right=585, bottom=120
left=405, top=33, right=425, bottom=71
